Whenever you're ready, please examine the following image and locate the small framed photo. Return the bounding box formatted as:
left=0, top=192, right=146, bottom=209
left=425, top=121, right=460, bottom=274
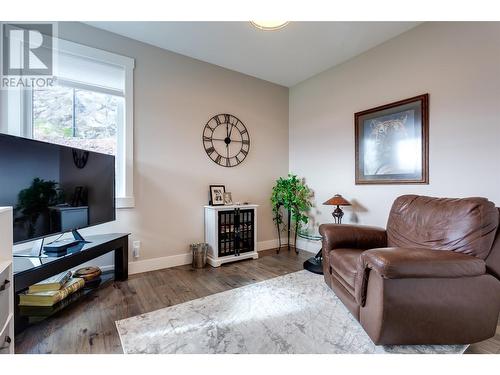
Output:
left=209, top=185, right=226, bottom=206
left=355, top=94, right=429, bottom=184
left=223, top=192, right=233, bottom=205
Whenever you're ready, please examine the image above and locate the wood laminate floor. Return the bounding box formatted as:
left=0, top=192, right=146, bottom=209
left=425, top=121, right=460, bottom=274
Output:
left=15, top=248, right=500, bottom=354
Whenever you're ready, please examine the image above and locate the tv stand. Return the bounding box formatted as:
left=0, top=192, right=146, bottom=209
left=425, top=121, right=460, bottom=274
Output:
left=13, top=233, right=129, bottom=333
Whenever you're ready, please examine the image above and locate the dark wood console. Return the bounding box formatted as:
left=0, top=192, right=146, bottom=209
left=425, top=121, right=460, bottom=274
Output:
left=13, top=233, right=129, bottom=333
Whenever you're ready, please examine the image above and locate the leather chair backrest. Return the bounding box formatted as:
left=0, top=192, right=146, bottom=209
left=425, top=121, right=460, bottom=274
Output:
left=387, top=195, right=499, bottom=259
left=485, top=208, right=500, bottom=279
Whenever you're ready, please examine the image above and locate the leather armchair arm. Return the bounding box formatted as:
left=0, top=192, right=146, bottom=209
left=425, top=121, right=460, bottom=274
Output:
left=354, top=247, right=486, bottom=305
left=319, top=224, right=387, bottom=251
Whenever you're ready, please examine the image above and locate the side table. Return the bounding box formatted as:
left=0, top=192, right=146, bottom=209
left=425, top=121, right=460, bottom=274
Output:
left=298, top=229, right=324, bottom=275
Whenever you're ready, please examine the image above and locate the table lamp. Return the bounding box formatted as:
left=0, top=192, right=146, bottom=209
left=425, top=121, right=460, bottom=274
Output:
left=323, top=194, right=351, bottom=224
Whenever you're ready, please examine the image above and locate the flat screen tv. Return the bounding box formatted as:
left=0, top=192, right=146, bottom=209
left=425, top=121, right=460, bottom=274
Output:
left=0, top=133, right=115, bottom=244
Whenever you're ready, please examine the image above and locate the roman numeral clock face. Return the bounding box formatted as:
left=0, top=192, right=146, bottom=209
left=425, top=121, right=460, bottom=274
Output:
left=202, top=113, right=250, bottom=167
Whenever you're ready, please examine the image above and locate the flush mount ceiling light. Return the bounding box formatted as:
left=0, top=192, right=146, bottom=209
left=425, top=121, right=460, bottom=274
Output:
left=250, top=21, right=289, bottom=31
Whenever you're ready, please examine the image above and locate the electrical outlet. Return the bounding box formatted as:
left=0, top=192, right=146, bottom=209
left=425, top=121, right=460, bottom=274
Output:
left=132, top=240, right=141, bottom=258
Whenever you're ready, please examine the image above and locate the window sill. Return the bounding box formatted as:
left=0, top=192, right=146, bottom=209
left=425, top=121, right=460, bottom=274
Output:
left=116, top=196, right=135, bottom=209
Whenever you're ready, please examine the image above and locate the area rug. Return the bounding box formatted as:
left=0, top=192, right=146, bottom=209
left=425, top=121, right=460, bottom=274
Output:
left=115, top=270, right=468, bottom=354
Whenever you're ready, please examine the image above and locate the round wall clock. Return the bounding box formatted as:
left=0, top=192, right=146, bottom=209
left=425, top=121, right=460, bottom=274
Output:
left=202, top=113, right=250, bottom=167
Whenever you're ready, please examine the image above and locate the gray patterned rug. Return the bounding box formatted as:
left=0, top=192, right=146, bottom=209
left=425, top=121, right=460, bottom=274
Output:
left=115, top=270, right=468, bottom=354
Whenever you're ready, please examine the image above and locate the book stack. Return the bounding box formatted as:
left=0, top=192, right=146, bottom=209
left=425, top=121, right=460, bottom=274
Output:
left=19, top=271, right=85, bottom=307
left=19, top=290, right=84, bottom=323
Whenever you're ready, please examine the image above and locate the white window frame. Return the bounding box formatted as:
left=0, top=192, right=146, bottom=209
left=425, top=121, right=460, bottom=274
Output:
left=5, top=38, right=135, bottom=209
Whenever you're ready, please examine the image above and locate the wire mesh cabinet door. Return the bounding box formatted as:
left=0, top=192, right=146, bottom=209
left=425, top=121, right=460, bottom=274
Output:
left=236, top=209, right=254, bottom=255
left=218, top=209, right=236, bottom=257
left=217, top=208, right=255, bottom=257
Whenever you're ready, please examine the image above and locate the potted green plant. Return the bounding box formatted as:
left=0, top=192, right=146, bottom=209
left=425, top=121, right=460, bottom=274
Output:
left=271, top=174, right=312, bottom=253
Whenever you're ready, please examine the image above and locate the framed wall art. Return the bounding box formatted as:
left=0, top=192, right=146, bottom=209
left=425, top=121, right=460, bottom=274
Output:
left=209, top=185, right=226, bottom=206
left=354, top=94, right=429, bottom=184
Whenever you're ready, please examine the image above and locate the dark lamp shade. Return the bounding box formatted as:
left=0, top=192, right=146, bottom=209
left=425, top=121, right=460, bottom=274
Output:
left=323, top=194, right=351, bottom=206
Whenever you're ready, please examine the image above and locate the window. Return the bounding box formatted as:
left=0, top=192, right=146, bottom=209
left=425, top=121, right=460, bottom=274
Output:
left=2, top=38, right=135, bottom=208
left=32, top=86, right=122, bottom=156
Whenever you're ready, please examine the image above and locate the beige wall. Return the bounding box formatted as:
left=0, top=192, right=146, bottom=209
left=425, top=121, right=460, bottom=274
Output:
left=290, top=22, right=500, bottom=229
left=58, top=23, right=289, bottom=264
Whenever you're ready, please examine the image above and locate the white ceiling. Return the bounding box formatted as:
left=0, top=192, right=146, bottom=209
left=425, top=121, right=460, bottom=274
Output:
left=86, top=21, right=421, bottom=87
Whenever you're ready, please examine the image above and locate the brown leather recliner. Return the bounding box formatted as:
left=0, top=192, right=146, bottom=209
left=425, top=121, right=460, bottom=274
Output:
left=320, top=194, right=500, bottom=345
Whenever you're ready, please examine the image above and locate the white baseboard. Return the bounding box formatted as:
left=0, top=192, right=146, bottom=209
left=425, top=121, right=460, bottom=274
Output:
left=295, top=238, right=321, bottom=254
left=80, top=238, right=314, bottom=276
left=260, top=237, right=322, bottom=255
left=100, top=264, right=115, bottom=273
left=257, top=238, right=286, bottom=251
left=127, top=239, right=283, bottom=275
left=128, top=252, right=192, bottom=275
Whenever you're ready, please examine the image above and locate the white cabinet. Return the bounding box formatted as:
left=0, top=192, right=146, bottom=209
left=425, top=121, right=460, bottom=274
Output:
left=204, top=205, right=258, bottom=267
left=0, top=207, right=13, bottom=354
